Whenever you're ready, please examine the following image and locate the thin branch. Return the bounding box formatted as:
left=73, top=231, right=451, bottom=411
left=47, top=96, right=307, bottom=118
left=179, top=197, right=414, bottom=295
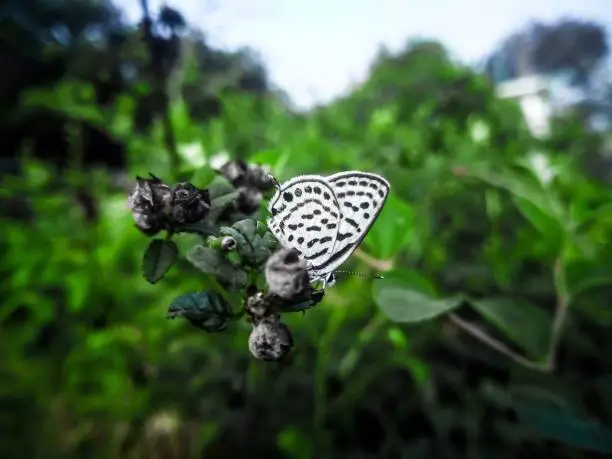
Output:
left=448, top=313, right=545, bottom=371
left=140, top=0, right=180, bottom=178
left=357, top=246, right=570, bottom=373
left=543, top=258, right=571, bottom=371
left=354, top=248, right=394, bottom=272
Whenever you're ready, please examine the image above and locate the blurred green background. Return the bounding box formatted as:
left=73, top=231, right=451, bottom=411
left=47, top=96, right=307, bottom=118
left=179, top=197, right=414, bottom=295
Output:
left=2, top=1, right=612, bottom=458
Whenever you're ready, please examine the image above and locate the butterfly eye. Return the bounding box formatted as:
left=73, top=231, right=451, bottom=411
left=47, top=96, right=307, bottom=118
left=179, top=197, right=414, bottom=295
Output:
left=271, top=207, right=279, bottom=216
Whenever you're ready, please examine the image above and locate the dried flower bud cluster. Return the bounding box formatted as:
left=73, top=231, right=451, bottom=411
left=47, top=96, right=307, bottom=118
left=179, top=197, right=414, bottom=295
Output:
left=248, top=314, right=294, bottom=361
left=244, top=247, right=314, bottom=361
left=170, top=182, right=211, bottom=225
left=127, top=174, right=211, bottom=235
left=265, top=248, right=310, bottom=300
left=220, top=159, right=276, bottom=215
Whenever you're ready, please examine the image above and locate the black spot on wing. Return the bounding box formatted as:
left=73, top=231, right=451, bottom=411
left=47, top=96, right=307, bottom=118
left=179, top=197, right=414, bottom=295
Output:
left=306, top=238, right=319, bottom=248
left=305, top=236, right=332, bottom=249
left=345, top=218, right=361, bottom=232
left=343, top=201, right=360, bottom=212
left=306, top=248, right=328, bottom=260
left=337, top=232, right=353, bottom=241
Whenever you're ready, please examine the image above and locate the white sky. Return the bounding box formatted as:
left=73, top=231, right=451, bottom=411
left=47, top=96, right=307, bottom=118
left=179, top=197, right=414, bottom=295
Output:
left=122, top=0, right=612, bottom=109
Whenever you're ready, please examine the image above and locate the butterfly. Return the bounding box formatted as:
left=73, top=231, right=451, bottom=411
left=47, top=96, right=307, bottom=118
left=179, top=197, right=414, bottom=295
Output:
left=266, top=171, right=390, bottom=287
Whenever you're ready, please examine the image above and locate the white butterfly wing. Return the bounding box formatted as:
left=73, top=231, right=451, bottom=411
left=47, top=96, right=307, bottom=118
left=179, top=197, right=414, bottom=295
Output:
left=320, top=171, right=390, bottom=273
left=267, top=175, right=342, bottom=273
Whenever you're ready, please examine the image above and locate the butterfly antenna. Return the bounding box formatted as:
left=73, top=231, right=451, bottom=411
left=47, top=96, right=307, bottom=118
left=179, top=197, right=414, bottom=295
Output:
left=269, top=174, right=281, bottom=190
left=335, top=270, right=384, bottom=280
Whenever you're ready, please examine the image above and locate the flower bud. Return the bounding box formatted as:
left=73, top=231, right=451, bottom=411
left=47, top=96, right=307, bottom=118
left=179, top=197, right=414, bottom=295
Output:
left=220, top=159, right=249, bottom=188
left=220, top=160, right=275, bottom=192
left=247, top=164, right=275, bottom=191
left=127, top=174, right=172, bottom=235
left=265, top=248, right=310, bottom=300
left=245, top=291, right=270, bottom=323
left=248, top=315, right=293, bottom=361
left=170, top=182, right=211, bottom=225
left=221, top=236, right=237, bottom=252
left=235, top=186, right=262, bottom=215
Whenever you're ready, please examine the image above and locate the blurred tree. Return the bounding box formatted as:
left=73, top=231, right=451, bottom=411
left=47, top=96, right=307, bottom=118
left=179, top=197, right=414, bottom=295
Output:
left=531, top=19, right=608, bottom=88
left=485, top=19, right=609, bottom=87
left=0, top=0, right=274, bottom=175
left=484, top=19, right=611, bottom=128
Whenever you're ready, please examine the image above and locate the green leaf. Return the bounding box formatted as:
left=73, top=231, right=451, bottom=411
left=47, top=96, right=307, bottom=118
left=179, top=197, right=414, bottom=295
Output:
left=277, top=288, right=325, bottom=313
left=469, top=298, right=551, bottom=360
left=277, top=425, right=313, bottom=459
left=373, top=275, right=462, bottom=323
left=191, top=165, right=217, bottom=188
left=381, top=269, right=437, bottom=296
left=513, top=196, right=564, bottom=250
left=219, top=219, right=278, bottom=267
left=232, top=218, right=257, bottom=242
left=364, top=194, right=414, bottom=259
left=167, top=292, right=233, bottom=332
left=186, top=245, right=247, bottom=291
left=511, top=387, right=612, bottom=453
left=142, top=239, right=179, bottom=284
left=249, top=148, right=290, bottom=179
left=206, top=175, right=240, bottom=222
left=465, top=166, right=566, bottom=226
left=564, top=261, right=612, bottom=299
left=175, top=220, right=217, bottom=237
left=595, top=375, right=612, bottom=419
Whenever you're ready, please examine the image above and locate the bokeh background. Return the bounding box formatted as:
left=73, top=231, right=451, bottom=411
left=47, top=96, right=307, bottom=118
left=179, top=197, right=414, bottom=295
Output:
left=2, top=1, right=612, bottom=458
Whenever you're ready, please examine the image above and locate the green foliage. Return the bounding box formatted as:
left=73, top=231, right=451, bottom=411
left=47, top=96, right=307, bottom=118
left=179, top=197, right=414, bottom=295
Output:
left=142, top=239, right=179, bottom=283
left=512, top=387, right=612, bottom=453
left=167, top=292, right=232, bottom=332
left=373, top=269, right=464, bottom=322
left=2, top=13, right=612, bottom=459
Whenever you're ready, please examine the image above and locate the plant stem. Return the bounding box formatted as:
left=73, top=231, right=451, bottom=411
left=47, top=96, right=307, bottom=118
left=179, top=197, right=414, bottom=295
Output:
left=354, top=248, right=394, bottom=272
left=358, top=249, right=571, bottom=373
left=543, top=258, right=571, bottom=371
left=448, top=313, right=545, bottom=370
left=139, top=0, right=180, bottom=178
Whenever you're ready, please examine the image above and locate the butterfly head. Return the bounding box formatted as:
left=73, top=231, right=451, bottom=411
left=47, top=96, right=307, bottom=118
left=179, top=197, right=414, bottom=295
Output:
left=268, top=194, right=285, bottom=219
left=306, top=270, right=336, bottom=290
